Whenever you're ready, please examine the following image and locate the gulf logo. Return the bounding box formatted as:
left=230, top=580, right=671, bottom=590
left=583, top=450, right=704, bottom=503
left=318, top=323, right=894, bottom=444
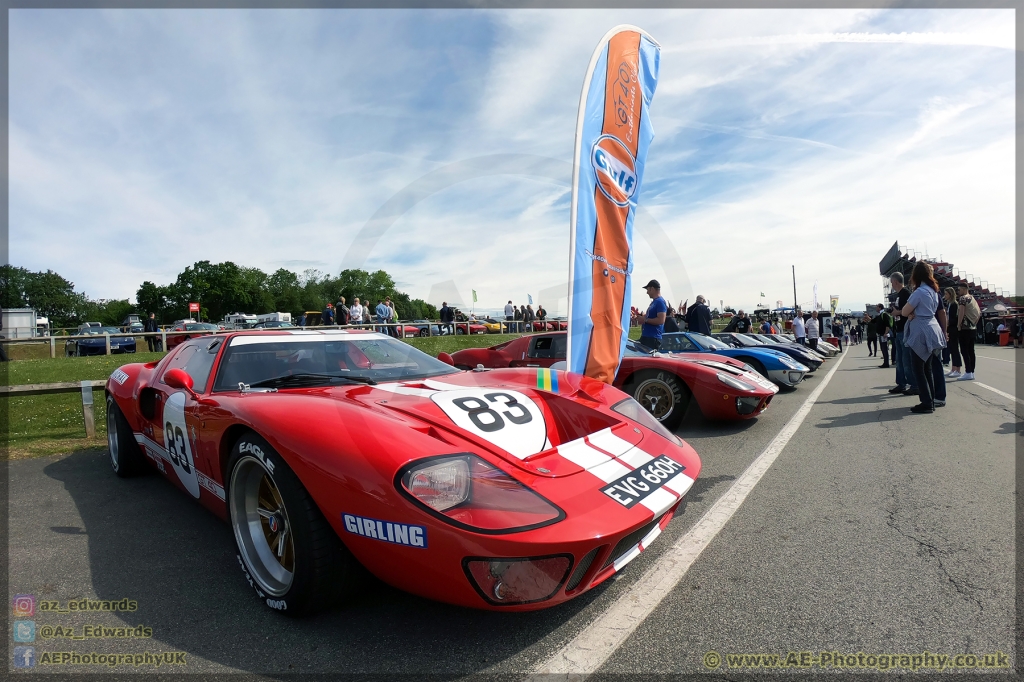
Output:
left=591, top=134, right=637, bottom=207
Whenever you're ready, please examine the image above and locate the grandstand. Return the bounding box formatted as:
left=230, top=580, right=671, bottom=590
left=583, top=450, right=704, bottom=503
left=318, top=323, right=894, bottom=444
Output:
left=878, top=241, right=1016, bottom=312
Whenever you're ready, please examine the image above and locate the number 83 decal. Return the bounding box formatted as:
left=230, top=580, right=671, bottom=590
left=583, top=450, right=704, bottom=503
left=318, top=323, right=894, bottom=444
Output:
left=431, top=388, right=547, bottom=460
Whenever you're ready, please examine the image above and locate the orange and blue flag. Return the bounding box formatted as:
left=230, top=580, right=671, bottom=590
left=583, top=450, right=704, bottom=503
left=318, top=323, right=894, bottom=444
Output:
left=566, top=26, right=660, bottom=383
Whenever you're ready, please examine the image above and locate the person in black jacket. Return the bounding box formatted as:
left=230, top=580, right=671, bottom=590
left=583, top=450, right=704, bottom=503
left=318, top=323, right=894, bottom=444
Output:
left=664, top=306, right=680, bottom=333
left=439, top=302, right=454, bottom=335
left=685, top=295, right=713, bottom=336
left=144, top=312, right=160, bottom=352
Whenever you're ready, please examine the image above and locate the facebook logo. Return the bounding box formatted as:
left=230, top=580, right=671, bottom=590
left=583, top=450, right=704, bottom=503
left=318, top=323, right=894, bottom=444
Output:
left=13, top=646, right=35, bottom=668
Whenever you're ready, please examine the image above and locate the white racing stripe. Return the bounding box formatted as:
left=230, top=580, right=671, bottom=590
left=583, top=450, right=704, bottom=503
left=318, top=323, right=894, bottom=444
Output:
left=969, top=382, right=1023, bottom=407
left=529, top=349, right=847, bottom=679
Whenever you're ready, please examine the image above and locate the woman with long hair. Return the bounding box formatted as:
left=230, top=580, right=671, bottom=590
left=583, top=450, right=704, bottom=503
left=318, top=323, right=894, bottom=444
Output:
left=900, top=262, right=947, bottom=413
left=943, top=287, right=962, bottom=378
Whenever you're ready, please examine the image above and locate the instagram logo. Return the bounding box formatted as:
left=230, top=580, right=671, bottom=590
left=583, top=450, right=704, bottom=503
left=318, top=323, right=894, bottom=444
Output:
left=11, top=595, right=35, bottom=617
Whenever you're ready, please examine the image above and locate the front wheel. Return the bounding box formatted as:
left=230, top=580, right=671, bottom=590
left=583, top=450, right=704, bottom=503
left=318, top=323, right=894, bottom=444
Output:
left=628, top=370, right=691, bottom=431
left=228, top=433, right=360, bottom=617
left=419, top=329, right=429, bottom=337
left=106, top=396, right=147, bottom=477
left=740, top=357, right=768, bottom=380
left=456, top=327, right=464, bottom=335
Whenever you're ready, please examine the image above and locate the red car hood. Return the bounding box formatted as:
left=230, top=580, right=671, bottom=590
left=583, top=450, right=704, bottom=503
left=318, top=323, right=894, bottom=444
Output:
left=342, top=368, right=659, bottom=479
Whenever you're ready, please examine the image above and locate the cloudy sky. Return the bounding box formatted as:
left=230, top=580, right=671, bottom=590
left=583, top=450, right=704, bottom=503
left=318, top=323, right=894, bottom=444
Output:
left=9, top=8, right=1015, bottom=315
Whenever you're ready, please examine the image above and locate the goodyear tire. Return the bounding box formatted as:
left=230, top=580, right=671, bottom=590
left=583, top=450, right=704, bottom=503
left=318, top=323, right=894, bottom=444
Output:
left=628, top=370, right=690, bottom=431
left=227, top=433, right=359, bottom=617
left=106, top=396, right=147, bottom=477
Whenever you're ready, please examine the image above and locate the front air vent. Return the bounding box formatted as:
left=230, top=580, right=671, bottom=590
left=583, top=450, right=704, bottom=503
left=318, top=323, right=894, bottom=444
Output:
left=566, top=547, right=601, bottom=592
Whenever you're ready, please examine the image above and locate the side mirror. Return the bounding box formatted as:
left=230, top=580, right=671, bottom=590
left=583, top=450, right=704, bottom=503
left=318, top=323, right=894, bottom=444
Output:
left=164, top=368, right=199, bottom=400
left=437, top=352, right=455, bottom=366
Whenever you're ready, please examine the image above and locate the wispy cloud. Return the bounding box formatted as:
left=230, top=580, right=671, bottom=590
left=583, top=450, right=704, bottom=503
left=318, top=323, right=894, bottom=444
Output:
left=8, top=8, right=1015, bottom=313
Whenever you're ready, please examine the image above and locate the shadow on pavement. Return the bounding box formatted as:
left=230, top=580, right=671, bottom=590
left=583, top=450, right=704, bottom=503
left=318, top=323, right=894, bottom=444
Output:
left=994, top=421, right=1023, bottom=436
left=41, top=449, right=612, bottom=675
left=815, top=406, right=913, bottom=428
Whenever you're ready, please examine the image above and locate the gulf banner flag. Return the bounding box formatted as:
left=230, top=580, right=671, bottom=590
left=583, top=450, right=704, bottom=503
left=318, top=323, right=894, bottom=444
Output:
left=566, top=26, right=660, bottom=383
left=830, top=295, right=839, bottom=316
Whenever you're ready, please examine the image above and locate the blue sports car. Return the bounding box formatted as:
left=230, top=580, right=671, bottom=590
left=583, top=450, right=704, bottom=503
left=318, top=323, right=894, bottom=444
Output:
left=65, top=326, right=137, bottom=357
left=658, top=332, right=808, bottom=388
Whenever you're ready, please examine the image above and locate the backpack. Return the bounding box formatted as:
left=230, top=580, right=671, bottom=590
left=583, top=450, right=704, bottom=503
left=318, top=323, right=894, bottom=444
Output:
left=961, top=295, right=981, bottom=329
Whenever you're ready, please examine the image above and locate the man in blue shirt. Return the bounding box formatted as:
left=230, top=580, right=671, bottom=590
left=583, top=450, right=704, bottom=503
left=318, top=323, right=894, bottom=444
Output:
left=639, top=279, right=668, bottom=351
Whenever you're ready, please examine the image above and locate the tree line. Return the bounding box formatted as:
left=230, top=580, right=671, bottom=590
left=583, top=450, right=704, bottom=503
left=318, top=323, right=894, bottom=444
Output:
left=1, top=262, right=437, bottom=328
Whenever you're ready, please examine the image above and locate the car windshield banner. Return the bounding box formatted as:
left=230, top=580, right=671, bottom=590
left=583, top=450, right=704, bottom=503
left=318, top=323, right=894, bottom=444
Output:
left=566, top=25, right=660, bottom=383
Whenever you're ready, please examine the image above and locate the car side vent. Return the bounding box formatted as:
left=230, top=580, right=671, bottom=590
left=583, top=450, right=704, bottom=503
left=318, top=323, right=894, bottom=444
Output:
left=566, top=547, right=600, bottom=592
left=602, top=516, right=661, bottom=570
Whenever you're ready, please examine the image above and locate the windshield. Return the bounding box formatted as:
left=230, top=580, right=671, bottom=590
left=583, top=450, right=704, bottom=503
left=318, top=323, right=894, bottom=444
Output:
left=737, top=334, right=767, bottom=345
left=86, top=327, right=122, bottom=335
left=691, top=333, right=731, bottom=350
left=186, top=323, right=219, bottom=331
left=212, top=333, right=456, bottom=391
left=623, top=340, right=654, bottom=357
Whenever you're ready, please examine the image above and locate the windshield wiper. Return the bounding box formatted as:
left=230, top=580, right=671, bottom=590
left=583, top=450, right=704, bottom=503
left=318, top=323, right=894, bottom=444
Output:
left=249, top=373, right=377, bottom=388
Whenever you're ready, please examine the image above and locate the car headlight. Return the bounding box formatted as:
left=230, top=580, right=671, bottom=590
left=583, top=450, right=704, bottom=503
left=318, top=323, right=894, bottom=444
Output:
left=717, top=372, right=756, bottom=392
left=611, top=397, right=683, bottom=446
left=399, top=455, right=563, bottom=534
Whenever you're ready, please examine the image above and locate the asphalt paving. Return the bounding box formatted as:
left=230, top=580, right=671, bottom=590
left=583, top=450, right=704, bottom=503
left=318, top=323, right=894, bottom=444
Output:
left=7, top=344, right=1017, bottom=677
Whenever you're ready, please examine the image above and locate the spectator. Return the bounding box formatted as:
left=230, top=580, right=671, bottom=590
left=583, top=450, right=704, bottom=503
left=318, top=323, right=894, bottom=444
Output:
left=298, top=312, right=307, bottom=327
left=760, top=317, right=772, bottom=334
left=350, top=298, right=364, bottom=328
left=864, top=312, right=877, bottom=356
left=685, top=295, right=712, bottom=336
left=525, top=305, right=535, bottom=329
left=639, top=279, right=668, bottom=351
left=386, top=297, right=397, bottom=337
left=984, top=318, right=996, bottom=345
left=375, top=299, right=390, bottom=334
left=440, top=301, right=454, bottom=335
left=514, top=305, right=523, bottom=333
left=806, top=311, right=820, bottom=351
left=664, top=306, right=680, bottom=333
left=1016, top=317, right=1024, bottom=349
left=735, top=311, right=752, bottom=334
left=902, top=261, right=946, bottom=413
left=363, top=305, right=371, bottom=327
left=322, top=303, right=334, bottom=326
left=887, top=272, right=916, bottom=396
left=144, top=312, right=160, bottom=352
left=955, top=283, right=979, bottom=380
left=832, top=317, right=843, bottom=352
left=504, top=300, right=515, bottom=331
left=942, top=288, right=962, bottom=378
left=337, top=297, right=350, bottom=326
left=792, top=309, right=806, bottom=345
left=536, top=305, right=547, bottom=321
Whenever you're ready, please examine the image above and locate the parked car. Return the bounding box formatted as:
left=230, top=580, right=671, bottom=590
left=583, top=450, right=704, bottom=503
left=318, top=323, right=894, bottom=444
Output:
left=253, top=321, right=297, bottom=329
left=712, top=332, right=822, bottom=373
left=166, top=322, right=220, bottom=350
left=446, top=331, right=778, bottom=427
left=65, top=326, right=136, bottom=357
left=105, top=328, right=702, bottom=614
left=658, top=332, right=808, bottom=389
left=454, top=321, right=488, bottom=335
left=406, top=320, right=446, bottom=337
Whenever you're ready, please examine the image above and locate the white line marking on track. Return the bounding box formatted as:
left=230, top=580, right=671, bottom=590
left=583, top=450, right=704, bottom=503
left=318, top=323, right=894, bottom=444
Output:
left=973, top=354, right=1022, bottom=365
left=529, top=351, right=848, bottom=679
left=969, top=382, right=1023, bottom=407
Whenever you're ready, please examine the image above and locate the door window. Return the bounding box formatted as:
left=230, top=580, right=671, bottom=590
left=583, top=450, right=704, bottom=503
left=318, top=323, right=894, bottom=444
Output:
left=528, top=336, right=566, bottom=359
left=160, top=338, right=221, bottom=393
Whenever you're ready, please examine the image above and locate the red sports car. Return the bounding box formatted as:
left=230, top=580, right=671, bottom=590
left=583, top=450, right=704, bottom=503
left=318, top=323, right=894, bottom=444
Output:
left=165, top=322, right=220, bottom=350
left=447, top=332, right=778, bottom=427
left=455, top=321, right=488, bottom=335
left=105, top=329, right=701, bottom=615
